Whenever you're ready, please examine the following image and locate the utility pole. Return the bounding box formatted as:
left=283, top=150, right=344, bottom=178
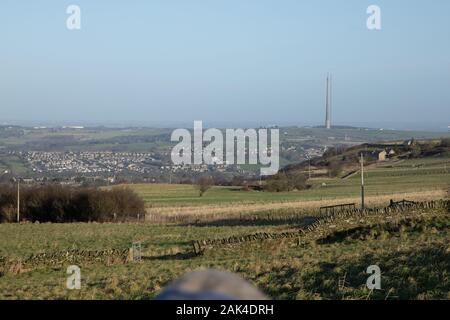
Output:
left=17, top=179, right=20, bottom=223
left=360, top=153, right=365, bottom=210
left=308, top=158, right=311, bottom=180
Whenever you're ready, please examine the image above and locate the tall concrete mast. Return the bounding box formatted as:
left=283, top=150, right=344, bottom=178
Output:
left=325, top=73, right=331, bottom=129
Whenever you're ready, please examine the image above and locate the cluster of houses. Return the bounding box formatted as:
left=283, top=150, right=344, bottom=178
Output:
left=1, top=151, right=247, bottom=184
left=366, top=139, right=417, bottom=161
left=375, top=149, right=396, bottom=161
left=24, top=151, right=157, bottom=175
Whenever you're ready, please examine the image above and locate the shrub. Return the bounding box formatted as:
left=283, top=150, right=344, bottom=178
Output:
left=440, top=138, right=450, bottom=148
left=0, top=185, right=145, bottom=223
left=195, top=176, right=214, bottom=197
left=327, top=161, right=343, bottom=177
left=263, top=171, right=308, bottom=192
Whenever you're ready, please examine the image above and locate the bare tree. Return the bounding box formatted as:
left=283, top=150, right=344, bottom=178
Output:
left=195, top=176, right=214, bottom=197
left=328, top=161, right=343, bottom=178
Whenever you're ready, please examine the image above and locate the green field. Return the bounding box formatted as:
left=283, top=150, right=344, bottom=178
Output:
left=0, top=155, right=449, bottom=300
left=1, top=125, right=447, bottom=153
left=0, top=155, right=29, bottom=175
left=123, top=156, right=450, bottom=208
left=0, top=203, right=448, bottom=299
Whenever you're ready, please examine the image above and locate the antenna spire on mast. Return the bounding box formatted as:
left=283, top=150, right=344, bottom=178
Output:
left=325, top=73, right=332, bottom=129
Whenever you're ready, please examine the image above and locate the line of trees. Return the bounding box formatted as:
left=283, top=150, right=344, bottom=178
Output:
left=263, top=171, right=309, bottom=192
left=0, top=185, right=145, bottom=223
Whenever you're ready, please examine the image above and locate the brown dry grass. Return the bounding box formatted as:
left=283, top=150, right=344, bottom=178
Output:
left=145, top=189, right=446, bottom=220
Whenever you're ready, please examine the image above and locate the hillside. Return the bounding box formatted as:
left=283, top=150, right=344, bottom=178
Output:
left=284, top=138, right=450, bottom=179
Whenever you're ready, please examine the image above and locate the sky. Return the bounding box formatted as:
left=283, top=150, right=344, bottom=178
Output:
left=1, top=0, right=449, bottom=130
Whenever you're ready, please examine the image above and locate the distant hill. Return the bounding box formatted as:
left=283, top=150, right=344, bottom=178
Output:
left=313, top=125, right=361, bottom=130
left=283, top=137, right=450, bottom=179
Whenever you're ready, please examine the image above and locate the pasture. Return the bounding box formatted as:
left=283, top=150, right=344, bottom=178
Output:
left=0, top=156, right=448, bottom=299
left=122, top=156, right=450, bottom=219
left=0, top=201, right=448, bottom=299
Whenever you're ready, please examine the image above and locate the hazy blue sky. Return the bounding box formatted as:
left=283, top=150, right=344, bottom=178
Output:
left=1, top=0, right=449, bottom=129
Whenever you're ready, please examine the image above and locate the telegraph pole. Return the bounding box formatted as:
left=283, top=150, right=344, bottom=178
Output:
left=17, top=179, right=20, bottom=223
left=308, top=158, right=311, bottom=180
left=360, top=153, right=365, bottom=210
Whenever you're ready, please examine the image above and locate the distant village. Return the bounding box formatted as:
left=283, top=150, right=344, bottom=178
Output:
left=1, top=125, right=437, bottom=186
left=0, top=143, right=325, bottom=185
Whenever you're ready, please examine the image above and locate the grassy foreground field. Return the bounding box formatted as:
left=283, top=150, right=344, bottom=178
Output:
left=0, top=156, right=448, bottom=299
left=0, top=202, right=448, bottom=299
